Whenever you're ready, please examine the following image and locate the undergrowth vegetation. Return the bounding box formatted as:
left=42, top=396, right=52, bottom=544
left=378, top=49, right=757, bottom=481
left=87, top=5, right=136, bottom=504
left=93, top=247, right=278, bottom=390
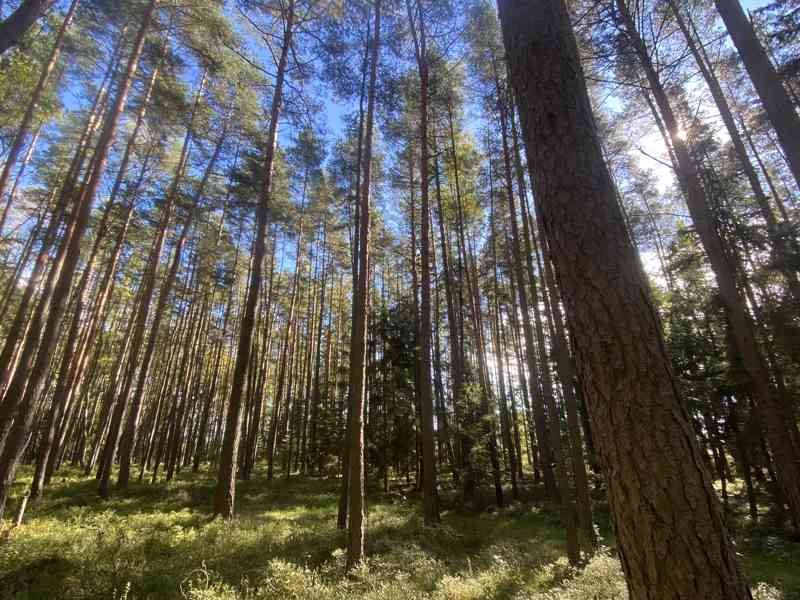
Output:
left=0, top=466, right=797, bottom=599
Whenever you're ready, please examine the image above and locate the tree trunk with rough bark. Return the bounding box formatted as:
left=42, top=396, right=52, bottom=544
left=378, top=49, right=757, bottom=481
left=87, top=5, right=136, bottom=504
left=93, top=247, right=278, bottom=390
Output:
left=497, top=0, right=752, bottom=596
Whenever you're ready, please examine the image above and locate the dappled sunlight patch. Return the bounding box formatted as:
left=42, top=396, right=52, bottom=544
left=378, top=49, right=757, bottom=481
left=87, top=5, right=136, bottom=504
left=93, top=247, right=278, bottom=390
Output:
left=517, top=551, right=786, bottom=600
left=2, top=470, right=797, bottom=599
left=523, top=551, right=623, bottom=599
left=182, top=564, right=249, bottom=600
left=259, top=559, right=331, bottom=598
left=433, top=555, right=522, bottom=599
left=433, top=574, right=486, bottom=600
left=752, top=582, right=785, bottom=600
left=385, top=544, right=448, bottom=591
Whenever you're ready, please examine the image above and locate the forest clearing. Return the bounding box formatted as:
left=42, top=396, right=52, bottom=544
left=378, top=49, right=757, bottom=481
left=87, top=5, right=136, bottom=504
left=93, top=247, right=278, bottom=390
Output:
left=1, top=0, right=800, bottom=597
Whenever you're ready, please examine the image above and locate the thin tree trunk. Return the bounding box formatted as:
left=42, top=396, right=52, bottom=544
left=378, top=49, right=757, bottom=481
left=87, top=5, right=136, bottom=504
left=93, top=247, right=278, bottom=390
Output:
left=618, top=0, right=800, bottom=525
left=0, top=0, right=157, bottom=519
left=0, top=123, right=42, bottom=237
left=0, top=0, right=76, bottom=218
left=97, top=69, right=208, bottom=497
left=30, top=55, right=162, bottom=501
left=214, top=0, right=294, bottom=518
left=0, top=38, right=119, bottom=400
left=117, top=123, right=225, bottom=489
left=714, top=0, right=800, bottom=189
left=670, top=0, right=800, bottom=299
left=406, top=0, right=440, bottom=524
left=347, top=0, right=380, bottom=567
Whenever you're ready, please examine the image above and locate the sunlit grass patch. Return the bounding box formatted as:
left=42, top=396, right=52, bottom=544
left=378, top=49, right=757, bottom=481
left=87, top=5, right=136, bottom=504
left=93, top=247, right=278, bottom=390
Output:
left=0, top=468, right=797, bottom=599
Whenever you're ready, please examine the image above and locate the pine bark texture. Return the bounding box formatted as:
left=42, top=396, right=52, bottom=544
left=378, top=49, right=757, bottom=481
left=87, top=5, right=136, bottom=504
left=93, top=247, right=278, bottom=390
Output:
left=496, top=0, right=752, bottom=597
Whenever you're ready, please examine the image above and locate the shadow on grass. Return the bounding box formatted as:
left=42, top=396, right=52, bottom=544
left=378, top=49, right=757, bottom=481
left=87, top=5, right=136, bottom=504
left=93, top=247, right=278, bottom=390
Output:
left=1, top=466, right=798, bottom=599
left=1, top=466, right=575, bottom=599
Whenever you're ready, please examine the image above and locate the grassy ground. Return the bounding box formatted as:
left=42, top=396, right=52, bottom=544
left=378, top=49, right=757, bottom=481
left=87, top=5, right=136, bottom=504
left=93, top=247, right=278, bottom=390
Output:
left=0, top=466, right=797, bottom=599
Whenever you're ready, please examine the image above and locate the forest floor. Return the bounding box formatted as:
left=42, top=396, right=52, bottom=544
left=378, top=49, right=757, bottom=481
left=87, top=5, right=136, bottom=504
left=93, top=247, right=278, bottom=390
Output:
left=0, top=466, right=798, bottom=600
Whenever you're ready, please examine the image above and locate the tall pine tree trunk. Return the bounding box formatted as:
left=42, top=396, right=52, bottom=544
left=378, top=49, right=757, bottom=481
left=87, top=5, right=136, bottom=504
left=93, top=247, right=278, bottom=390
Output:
left=214, top=0, right=294, bottom=518
left=0, top=0, right=76, bottom=218
left=406, top=0, right=439, bottom=524
left=97, top=69, right=207, bottom=497
left=670, top=0, right=800, bottom=299
left=347, top=0, right=380, bottom=565
left=497, top=0, right=751, bottom=596
left=0, top=0, right=157, bottom=519
left=118, top=126, right=226, bottom=489
left=618, top=0, right=800, bottom=525
left=714, top=0, right=800, bottom=189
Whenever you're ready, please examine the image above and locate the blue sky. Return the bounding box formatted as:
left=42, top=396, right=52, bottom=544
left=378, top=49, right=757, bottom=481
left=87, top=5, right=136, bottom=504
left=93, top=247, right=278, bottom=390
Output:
left=3, top=0, right=776, bottom=149
left=0, top=0, right=783, bottom=221
left=316, top=0, right=775, bottom=140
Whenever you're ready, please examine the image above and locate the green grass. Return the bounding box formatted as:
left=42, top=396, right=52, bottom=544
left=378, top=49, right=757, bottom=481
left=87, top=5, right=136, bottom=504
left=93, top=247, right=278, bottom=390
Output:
left=0, top=466, right=796, bottom=599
